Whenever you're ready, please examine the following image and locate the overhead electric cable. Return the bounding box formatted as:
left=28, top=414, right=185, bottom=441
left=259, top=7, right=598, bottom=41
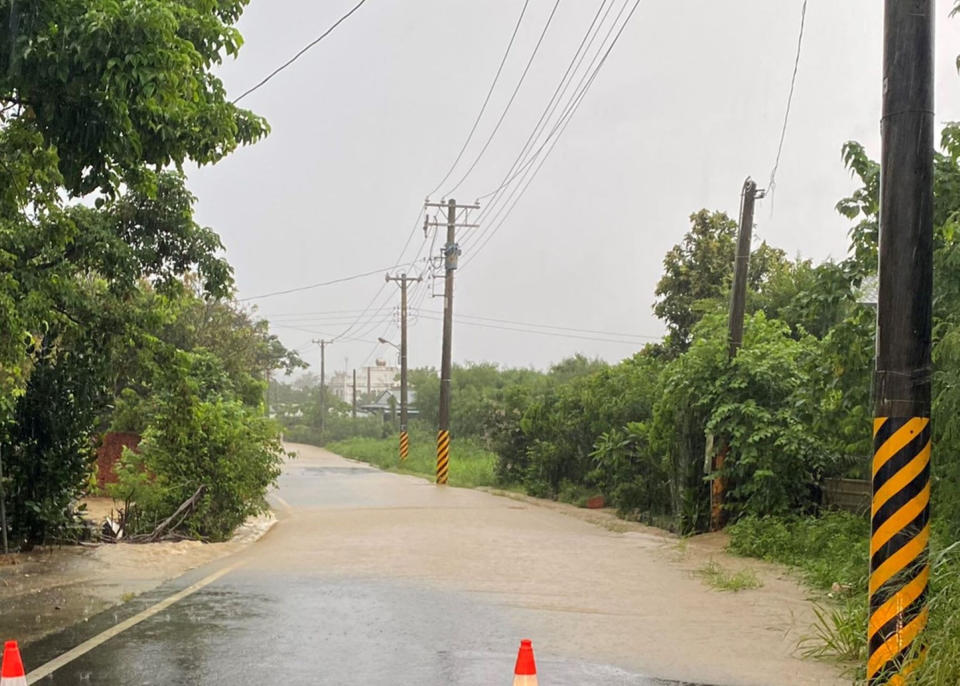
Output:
left=233, top=0, right=368, bottom=104
left=413, top=312, right=657, bottom=345
left=767, top=0, right=808, bottom=198
left=417, top=309, right=660, bottom=340
left=472, top=0, right=634, bottom=214
left=238, top=265, right=406, bottom=301
left=463, top=0, right=643, bottom=263
left=442, top=0, right=563, bottom=198
left=334, top=283, right=395, bottom=341
left=360, top=320, right=398, bottom=367
left=470, top=0, right=614, bottom=220
left=427, top=0, right=531, bottom=196
left=271, top=324, right=381, bottom=344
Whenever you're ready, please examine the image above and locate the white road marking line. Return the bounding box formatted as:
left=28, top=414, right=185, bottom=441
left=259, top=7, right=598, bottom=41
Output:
left=26, top=560, right=245, bottom=684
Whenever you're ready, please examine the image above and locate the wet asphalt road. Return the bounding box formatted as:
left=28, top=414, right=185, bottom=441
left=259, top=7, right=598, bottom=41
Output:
left=23, top=448, right=711, bottom=685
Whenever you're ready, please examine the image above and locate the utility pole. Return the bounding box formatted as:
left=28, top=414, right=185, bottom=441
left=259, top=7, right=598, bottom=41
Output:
left=728, top=178, right=760, bottom=358
left=711, top=178, right=764, bottom=532
left=352, top=369, right=357, bottom=419
left=313, top=339, right=332, bottom=436
left=0, top=444, right=8, bottom=555
left=424, top=198, right=479, bottom=484
left=868, top=3, right=934, bottom=684
left=387, top=272, right=422, bottom=461
left=265, top=369, right=271, bottom=418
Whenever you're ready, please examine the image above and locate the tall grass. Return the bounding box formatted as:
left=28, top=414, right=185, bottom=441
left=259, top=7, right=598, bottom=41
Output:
left=326, top=431, right=498, bottom=488
left=728, top=513, right=960, bottom=685
left=728, top=512, right=869, bottom=591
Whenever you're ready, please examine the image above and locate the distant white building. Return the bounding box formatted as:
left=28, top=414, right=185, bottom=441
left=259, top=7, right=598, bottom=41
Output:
left=329, top=359, right=399, bottom=402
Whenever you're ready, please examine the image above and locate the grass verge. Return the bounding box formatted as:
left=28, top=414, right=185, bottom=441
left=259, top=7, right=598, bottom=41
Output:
left=326, top=433, right=498, bottom=488
left=728, top=512, right=960, bottom=685
left=695, top=560, right=763, bottom=592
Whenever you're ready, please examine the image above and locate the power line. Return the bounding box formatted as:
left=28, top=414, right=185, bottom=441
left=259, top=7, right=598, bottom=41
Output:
left=314, top=209, right=427, bottom=342
left=261, top=308, right=383, bottom=319
left=237, top=265, right=405, bottom=302
left=333, top=282, right=394, bottom=341
left=271, top=324, right=381, bottom=343
left=470, top=0, right=615, bottom=219
left=470, top=0, right=631, bottom=222
left=427, top=0, right=531, bottom=197
left=360, top=319, right=397, bottom=367
left=414, top=312, right=657, bottom=345
left=442, top=0, right=563, bottom=198
left=269, top=314, right=395, bottom=326
left=232, top=0, right=368, bottom=104
left=463, top=0, right=643, bottom=264
left=465, top=0, right=635, bottom=250
left=767, top=0, right=808, bottom=198
left=416, top=309, right=660, bottom=340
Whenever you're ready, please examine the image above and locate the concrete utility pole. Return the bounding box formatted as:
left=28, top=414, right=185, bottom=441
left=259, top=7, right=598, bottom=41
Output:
left=728, top=178, right=760, bottom=358
left=352, top=369, right=357, bottom=419
left=424, top=198, right=480, bottom=484
left=313, top=339, right=332, bottom=436
left=711, top=178, right=764, bottom=532
left=386, top=272, right=422, bottom=461
left=867, top=3, right=934, bottom=684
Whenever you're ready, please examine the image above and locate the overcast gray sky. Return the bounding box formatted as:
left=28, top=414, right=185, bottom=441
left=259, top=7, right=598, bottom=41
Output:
left=187, top=0, right=960, bottom=376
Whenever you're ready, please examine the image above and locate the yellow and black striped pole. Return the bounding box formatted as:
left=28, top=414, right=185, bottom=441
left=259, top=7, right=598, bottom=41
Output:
left=869, top=3, right=934, bottom=683
left=436, top=430, right=450, bottom=485
left=868, top=418, right=931, bottom=684
left=399, top=430, right=409, bottom=462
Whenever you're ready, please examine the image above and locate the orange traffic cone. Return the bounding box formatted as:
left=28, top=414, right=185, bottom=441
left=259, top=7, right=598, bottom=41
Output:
left=513, top=639, right=538, bottom=686
left=1, top=641, right=26, bottom=686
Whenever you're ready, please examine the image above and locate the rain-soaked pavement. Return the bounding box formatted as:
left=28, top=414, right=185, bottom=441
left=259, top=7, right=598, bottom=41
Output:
left=16, top=446, right=779, bottom=685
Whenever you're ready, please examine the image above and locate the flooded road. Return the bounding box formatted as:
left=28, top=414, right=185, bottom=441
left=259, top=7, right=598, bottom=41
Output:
left=19, top=444, right=840, bottom=685
left=25, top=575, right=700, bottom=685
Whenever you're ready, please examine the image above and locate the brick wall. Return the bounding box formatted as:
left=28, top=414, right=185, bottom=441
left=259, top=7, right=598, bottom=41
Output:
left=95, top=432, right=141, bottom=491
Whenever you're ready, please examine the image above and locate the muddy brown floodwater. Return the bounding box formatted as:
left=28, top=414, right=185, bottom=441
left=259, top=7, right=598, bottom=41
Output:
left=253, top=444, right=845, bottom=686
left=4, top=444, right=844, bottom=685
left=0, top=511, right=274, bottom=645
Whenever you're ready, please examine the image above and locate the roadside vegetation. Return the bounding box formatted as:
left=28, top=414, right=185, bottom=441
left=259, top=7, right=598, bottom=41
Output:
left=0, top=1, right=300, bottom=548
left=694, top=561, right=763, bottom=593
left=7, top=1, right=959, bottom=681
left=277, top=99, right=960, bottom=686
left=327, top=432, right=498, bottom=488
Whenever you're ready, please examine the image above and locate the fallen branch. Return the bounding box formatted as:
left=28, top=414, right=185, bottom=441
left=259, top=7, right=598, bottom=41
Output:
left=126, top=485, right=206, bottom=544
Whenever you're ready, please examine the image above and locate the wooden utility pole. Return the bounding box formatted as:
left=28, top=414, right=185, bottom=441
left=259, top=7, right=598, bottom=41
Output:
left=711, top=178, right=763, bottom=532
left=424, top=198, right=479, bottom=484
left=386, top=272, right=422, bottom=461
left=352, top=369, right=357, bottom=419
left=313, top=339, right=332, bottom=436
left=867, top=3, right=934, bottom=684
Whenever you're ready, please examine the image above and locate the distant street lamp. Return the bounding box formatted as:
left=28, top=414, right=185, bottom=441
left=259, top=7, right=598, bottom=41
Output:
left=377, top=337, right=400, bottom=351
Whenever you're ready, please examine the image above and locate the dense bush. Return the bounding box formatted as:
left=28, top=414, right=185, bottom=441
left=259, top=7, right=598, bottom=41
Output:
left=3, top=331, right=109, bottom=547
left=115, top=397, right=284, bottom=541
left=109, top=347, right=288, bottom=541
left=588, top=422, right=671, bottom=520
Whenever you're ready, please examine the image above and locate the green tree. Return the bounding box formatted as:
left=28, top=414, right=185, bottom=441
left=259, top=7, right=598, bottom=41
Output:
left=653, top=210, right=738, bottom=355
left=1, top=0, right=267, bottom=196
left=0, top=0, right=269, bottom=546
